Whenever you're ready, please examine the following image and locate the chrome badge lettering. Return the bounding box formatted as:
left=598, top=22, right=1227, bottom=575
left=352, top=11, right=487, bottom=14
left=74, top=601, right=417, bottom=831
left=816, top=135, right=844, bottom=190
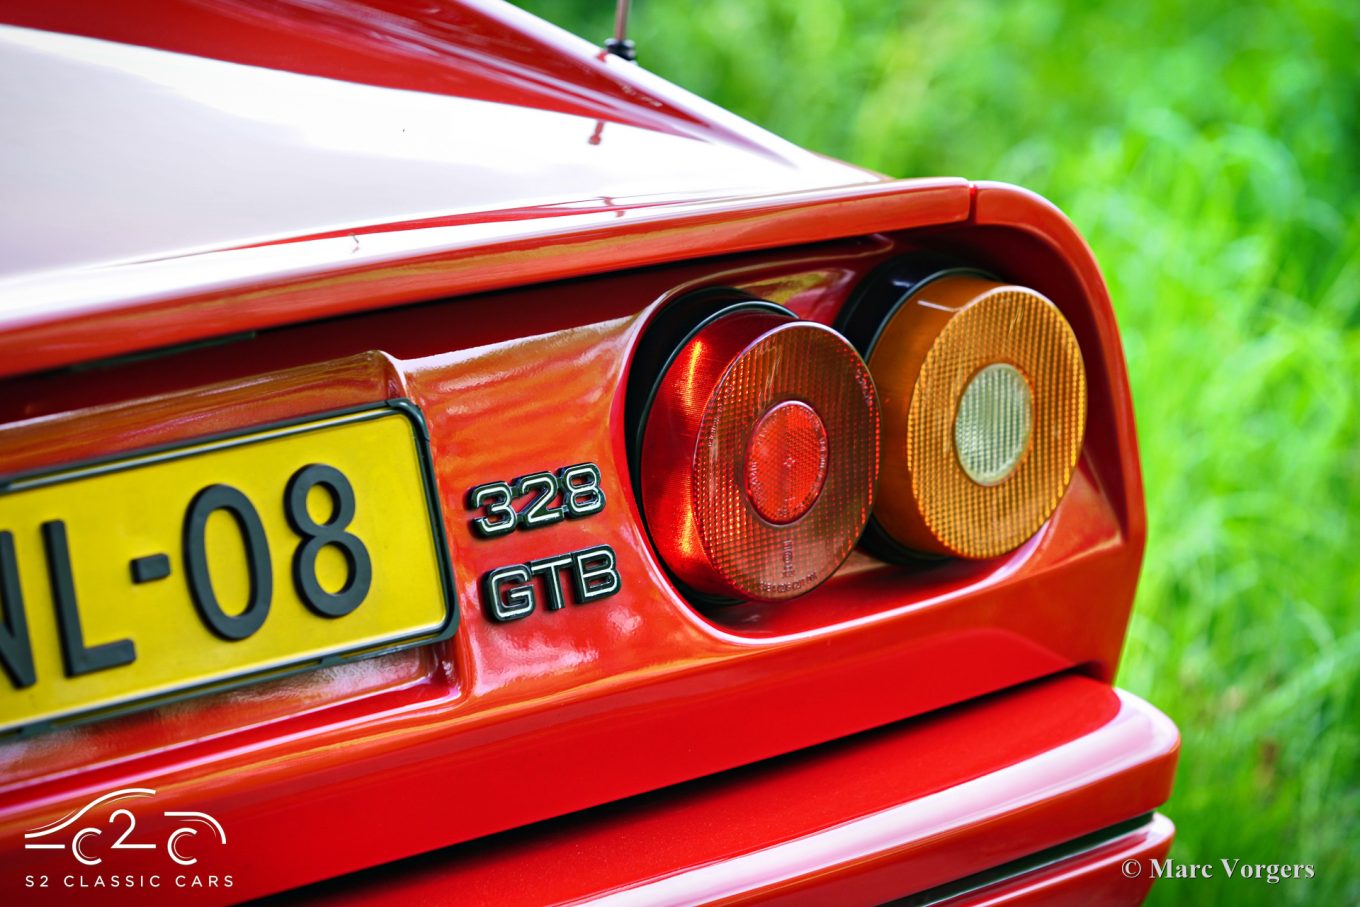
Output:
left=484, top=545, right=620, bottom=622
left=467, top=462, right=621, bottom=623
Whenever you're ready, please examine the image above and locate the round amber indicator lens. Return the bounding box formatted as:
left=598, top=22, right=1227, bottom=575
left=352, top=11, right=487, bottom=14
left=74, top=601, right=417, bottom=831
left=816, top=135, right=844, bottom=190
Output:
left=866, top=274, right=1086, bottom=559
left=745, top=401, right=829, bottom=525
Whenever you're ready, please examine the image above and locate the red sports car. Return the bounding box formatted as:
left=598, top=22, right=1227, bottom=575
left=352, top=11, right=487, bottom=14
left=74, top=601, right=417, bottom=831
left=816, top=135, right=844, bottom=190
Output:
left=0, top=1, right=1177, bottom=903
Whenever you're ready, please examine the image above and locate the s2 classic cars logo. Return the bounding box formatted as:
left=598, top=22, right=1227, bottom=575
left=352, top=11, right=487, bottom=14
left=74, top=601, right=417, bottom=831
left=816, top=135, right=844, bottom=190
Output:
left=23, top=788, right=225, bottom=870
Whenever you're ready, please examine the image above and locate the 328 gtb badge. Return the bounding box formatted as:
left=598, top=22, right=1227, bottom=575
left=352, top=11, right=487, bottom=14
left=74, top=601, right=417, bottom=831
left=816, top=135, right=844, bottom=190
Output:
left=466, top=462, right=620, bottom=623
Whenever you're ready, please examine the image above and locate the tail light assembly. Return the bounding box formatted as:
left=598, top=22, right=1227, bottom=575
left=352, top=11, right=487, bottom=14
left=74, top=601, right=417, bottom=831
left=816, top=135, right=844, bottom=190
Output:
left=630, top=295, right=879, bottom=603
left=629, top=260, right=1089, bottom=609
left=839, top=260, right=1088, bottom=562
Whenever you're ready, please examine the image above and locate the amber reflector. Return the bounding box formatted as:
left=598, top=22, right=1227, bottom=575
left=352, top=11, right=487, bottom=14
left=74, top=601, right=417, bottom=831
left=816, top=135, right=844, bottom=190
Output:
left=869, top=274, right=1086, bottom=558
left=640, top=310, right=878, bottom=601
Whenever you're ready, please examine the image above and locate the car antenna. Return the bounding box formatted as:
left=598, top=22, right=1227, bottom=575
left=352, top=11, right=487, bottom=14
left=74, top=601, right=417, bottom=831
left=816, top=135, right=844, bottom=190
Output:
left=604, top=0, right=636, bottom=61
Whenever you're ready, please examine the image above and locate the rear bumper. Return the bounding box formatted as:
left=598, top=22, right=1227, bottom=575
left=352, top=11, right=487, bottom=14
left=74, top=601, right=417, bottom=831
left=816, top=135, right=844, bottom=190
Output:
left=930, top=814, right=1174, bottom=907
left=283, top=673, right=1179, bottom=905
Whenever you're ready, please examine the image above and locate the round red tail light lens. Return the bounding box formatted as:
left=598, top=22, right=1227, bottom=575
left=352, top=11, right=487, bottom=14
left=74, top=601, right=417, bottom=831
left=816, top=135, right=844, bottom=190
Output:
left=639, top=306, right=878, bottom=602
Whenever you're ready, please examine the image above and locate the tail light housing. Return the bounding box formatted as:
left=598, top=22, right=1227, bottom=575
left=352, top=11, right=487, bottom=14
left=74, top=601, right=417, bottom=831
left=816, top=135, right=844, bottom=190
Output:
left=631, top=296, right=879, bottom=602
left=840, top=263, right=1087, bottom=560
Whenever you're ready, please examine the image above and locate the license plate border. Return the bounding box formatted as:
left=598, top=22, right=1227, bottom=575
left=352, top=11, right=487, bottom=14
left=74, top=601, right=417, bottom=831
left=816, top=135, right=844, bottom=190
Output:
left=0, top=398, right=459, bottom=736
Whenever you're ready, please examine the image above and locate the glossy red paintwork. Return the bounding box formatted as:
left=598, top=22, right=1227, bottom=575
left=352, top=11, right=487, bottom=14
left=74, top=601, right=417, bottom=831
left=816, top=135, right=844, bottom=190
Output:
left=1, top=219, right=1152, bottom=902
left=945, top=817, right=1175, bottom=907
left=0, top=0, right=874, bottom=282
left=1, top=0, right=806, bottom=147
left=0, top=178, right=967, bottom=380
left=280, top=676, right=1178, bottom=905
left=0, top=1, right=1170, bottom=904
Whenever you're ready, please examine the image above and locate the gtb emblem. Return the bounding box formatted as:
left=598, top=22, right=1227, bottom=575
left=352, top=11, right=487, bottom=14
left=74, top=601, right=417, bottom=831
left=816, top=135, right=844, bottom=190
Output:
left=483, top=546, right=620, bottom=622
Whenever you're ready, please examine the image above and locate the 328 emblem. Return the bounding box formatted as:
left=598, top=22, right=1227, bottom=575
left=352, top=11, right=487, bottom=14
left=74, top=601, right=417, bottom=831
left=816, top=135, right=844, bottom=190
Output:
left=466, top=462, right=620, bottom=623
left=467, top=463, right=604, bottom=536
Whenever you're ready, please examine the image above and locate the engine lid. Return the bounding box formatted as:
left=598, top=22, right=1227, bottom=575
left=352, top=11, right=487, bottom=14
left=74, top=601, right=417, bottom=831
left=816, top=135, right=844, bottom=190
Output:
left=0, top=0, right=877, bottom=282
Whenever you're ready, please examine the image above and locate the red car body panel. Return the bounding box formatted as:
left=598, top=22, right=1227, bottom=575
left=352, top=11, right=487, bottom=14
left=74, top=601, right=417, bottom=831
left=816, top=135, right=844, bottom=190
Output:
left=285, top=676, right=1178, bottom=906
left=0, top=2, right=1173, bottom=904
left=0, top=1, right=877, bottom=296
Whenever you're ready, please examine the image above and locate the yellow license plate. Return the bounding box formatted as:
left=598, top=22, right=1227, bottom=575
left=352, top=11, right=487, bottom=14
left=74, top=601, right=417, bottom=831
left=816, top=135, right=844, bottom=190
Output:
left=0, top=401, right=456, bottom=734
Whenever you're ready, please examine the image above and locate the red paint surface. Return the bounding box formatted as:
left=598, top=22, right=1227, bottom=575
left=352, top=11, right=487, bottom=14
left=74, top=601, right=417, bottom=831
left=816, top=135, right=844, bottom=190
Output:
left=275, top=677, right=1179, bottom=905
left=2, top=0, right=788, bottom=145
left=0, top=0, right=876, bottom=283
left=945, top=816, right=1175, bottom=907
left=0, top=2, right=1169, bottom=903
left=0, top=178, right=966, bottom=379
left=0, top=215, right=1154, bottom=901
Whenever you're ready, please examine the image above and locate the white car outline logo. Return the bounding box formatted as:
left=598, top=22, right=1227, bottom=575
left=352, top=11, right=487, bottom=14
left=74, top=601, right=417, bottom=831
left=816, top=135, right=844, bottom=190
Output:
left=24, top=788, right=226, bottom=866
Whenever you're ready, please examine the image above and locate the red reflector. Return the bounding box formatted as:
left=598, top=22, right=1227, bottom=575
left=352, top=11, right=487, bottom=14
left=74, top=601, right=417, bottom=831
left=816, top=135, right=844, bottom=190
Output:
left=640, top=309, right=878, bottom=602
left=745, top=401, right=828, bottom=525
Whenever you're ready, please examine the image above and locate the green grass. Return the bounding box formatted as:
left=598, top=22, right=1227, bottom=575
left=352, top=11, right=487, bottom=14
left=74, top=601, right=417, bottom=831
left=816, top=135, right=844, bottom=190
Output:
left=520, top=1, right=1360, bottom=902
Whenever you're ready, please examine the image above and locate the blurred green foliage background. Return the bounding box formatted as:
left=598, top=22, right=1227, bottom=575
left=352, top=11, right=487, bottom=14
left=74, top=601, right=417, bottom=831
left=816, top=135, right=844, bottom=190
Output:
left=519, top=2, right=1360, bottom=903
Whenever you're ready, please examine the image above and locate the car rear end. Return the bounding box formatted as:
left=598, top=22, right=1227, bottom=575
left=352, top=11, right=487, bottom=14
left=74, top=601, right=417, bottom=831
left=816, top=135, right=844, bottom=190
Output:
left=0, top=2, right=1176, bottom=904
